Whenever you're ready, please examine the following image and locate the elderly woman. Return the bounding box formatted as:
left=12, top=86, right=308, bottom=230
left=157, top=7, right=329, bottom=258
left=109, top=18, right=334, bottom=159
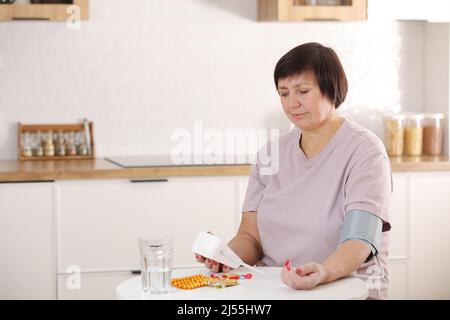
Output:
left=195, top=42, right=392, bottom=300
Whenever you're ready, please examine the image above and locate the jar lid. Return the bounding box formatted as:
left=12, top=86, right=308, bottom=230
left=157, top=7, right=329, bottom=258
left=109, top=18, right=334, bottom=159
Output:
left=384, top=113, right=406, bottom=120
left=422, top=113, right=444, bottom=119
left=405, top=113, right=425, bottom=120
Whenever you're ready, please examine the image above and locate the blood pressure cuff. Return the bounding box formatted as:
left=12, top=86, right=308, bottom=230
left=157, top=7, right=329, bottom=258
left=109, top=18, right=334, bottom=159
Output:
left=339, top=210, right=383, bottom=256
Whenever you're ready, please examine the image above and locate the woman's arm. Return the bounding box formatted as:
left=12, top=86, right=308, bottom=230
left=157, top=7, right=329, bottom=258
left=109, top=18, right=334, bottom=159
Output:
left=227, top=211, right=264, bottom=267
left=321, top=239, right=371, bottom=283
left=281, top=239, right=370, bottom=290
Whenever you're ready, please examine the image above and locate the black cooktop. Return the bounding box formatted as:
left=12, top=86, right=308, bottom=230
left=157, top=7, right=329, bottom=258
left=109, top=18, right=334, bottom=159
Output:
left=105, top=155, right=250, bottom=168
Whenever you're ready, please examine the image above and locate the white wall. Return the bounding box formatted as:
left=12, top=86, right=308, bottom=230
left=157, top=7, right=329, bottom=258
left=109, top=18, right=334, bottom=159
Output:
left=424, top=23, right=450, bottom=155
left=0, top=0, right=429, bottom=159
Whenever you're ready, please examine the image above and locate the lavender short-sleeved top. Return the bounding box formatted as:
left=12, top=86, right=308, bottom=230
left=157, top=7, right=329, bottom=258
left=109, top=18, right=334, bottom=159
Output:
left=242, top=119, right=392, bottom=299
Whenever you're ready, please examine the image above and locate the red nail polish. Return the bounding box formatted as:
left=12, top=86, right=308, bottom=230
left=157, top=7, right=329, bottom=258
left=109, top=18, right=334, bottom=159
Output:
left=284, top=260, right=291, bottom=271
left=213, top=261, right=218, bottom=266
left=296, top=267, right=302, bottom=274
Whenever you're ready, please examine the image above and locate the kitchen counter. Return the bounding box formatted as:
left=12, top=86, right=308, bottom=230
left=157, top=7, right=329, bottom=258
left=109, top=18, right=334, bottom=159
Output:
left=0, top=156, right=449, bottom=182
left=0, top=158, right=251, bottom=182
left=389, top=155, right=450, bottom=172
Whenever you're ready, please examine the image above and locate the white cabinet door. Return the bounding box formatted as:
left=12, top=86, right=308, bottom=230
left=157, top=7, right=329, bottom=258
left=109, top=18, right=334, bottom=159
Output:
left=57, top=177, right=237, bottom=273
left=0, top=182, right=55, bottom=299
left=408, top=172, right=450, bottom=299
left=369, top=0, right=450, bottom=22
left=387, top=261, right=407, bottom=300
left=58, top=271, right=135, bottom=300
left=386, top=174, right=408, bottom=299
left=388, top=174, right=407, bottom=260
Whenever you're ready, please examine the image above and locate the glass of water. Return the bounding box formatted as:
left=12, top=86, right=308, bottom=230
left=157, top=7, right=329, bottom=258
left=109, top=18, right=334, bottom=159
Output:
left=139, top=234, right=174, bottom=294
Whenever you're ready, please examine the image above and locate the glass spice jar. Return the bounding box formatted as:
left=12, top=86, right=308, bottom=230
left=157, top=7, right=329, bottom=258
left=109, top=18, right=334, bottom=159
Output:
left=404, top=113, right=424, bottom=156
left=422, top=113, right=444, bottom=156
left=383, top=113, right=405, bottom=156
left=44, top=130, right=55, bottom=157
left=21, top=132, right=33, bottom=157
left=55, top=130, right=66, bottom=156
left=66, top=131, right=77, bottom=156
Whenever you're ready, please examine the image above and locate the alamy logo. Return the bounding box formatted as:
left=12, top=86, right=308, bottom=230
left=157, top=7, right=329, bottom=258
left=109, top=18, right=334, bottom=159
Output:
left=171, top=121, right=280, bottom=175
left=66, top=265, right=81, bottom=290
left=365, top=263, right=384, bottom=291
left=66, top=5, right=81, bottom=30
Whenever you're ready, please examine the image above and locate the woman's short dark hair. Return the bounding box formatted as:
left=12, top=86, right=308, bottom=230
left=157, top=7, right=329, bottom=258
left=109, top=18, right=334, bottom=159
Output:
left=274, top=42, right=348, bottom=109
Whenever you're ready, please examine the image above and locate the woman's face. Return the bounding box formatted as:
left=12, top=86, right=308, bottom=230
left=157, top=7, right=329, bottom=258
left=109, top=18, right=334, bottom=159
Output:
left=278, top=70, right=335, bottom=131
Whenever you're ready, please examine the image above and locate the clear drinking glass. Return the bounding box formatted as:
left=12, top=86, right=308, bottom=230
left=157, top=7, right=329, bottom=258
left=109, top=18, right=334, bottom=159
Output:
left=139, top=234, right=174, bottom=294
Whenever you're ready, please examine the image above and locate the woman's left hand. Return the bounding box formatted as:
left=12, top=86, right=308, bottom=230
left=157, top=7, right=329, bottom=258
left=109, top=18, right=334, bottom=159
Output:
left=281, top=260, right=329, bottom=290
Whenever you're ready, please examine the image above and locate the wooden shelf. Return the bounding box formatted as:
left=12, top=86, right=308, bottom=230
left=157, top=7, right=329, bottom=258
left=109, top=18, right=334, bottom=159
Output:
left=0, top=0, right=88, bottom=21
left=258, top=0, right=367, bottom=21
left=19, top=155, right=94, bottom=161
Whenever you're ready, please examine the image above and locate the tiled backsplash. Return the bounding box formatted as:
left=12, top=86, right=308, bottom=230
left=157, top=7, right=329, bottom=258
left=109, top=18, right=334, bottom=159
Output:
left=0, top=0, right=430, bottom=159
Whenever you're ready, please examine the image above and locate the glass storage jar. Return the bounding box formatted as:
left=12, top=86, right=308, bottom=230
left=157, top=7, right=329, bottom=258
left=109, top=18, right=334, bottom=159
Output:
left=404, top=113, right=424, bottom=156
left=422, top=113, right=444, bottom=156
left=316, top=0, right=342, bottom=5
left=383, top=113, right=405, bottom=156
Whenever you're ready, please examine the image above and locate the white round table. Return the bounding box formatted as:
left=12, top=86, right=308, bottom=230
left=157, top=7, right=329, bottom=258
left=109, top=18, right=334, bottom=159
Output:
left=116, top=267, right=368, bottom=300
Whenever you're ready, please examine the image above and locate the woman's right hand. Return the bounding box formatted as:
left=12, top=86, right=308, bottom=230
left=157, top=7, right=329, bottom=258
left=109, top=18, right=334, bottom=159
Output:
left=194, top=253, right=232, bottom=273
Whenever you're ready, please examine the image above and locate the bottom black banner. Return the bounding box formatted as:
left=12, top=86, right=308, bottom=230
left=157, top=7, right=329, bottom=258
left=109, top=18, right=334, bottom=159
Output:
left=1, top=299, right=448, bottom=319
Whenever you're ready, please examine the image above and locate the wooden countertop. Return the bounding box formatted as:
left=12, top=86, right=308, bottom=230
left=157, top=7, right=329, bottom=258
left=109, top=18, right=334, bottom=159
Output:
left=0, top=156, right=449, bottom=182
left=389, top=155, right=450, bottom=172
left=0, top=158, right=252, bottom=182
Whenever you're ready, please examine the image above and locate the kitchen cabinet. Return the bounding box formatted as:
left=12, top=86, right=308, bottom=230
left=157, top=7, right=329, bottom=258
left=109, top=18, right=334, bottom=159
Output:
left=408, top=172, right=450, bottom=299
left=0, top=182, right=55, bottom=299
left=386, top=174, right=408, bottom=299
left=57, top=177, right=237, bottom=272
left=367, top=171, right=450, bottom=299
left=387, top=261, right=407, bottom=299
left=388, top=174, right=407, bottom=260
left=258, top=0, right=367, bottom=22
left=368, top=0, right=450, bottom=22
left=0, top=0, right=88, bottom=21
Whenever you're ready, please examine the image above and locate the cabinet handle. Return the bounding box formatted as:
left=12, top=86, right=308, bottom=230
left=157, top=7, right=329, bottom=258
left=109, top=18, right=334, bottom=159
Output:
left=131, top=270, right=141, bottom=275
left=130, top=179, right=168, bottom=183
left=13, top=18, right=50, bottom=21
left=304, top=18, right=340, bottom=21
left=0, top=180, right=55, bottom=184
